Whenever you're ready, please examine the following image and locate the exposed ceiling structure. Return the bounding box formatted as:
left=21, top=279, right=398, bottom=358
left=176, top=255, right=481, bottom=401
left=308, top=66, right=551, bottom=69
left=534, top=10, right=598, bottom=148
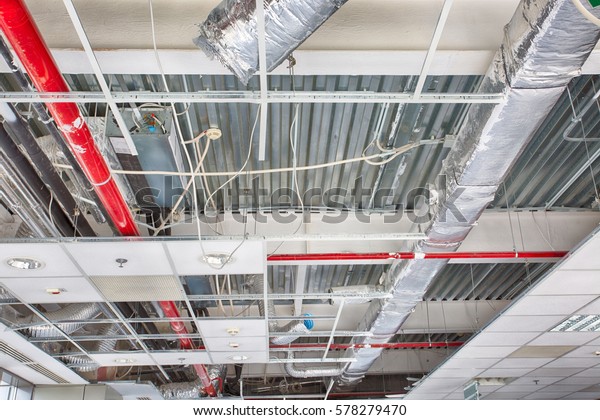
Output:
left=0, top=0, right=599, bottom=401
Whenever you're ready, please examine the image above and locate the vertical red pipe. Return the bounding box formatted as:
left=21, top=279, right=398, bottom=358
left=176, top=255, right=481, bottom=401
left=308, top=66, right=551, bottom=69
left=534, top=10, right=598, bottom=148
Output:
left=0, top=0, right=138, bottom=236
left=0, top=0, right=217, bottom=397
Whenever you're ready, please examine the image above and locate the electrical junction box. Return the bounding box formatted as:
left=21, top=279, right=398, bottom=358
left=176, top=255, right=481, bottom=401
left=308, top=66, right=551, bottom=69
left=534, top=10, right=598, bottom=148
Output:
left=105, top=108, right=185, bottom=208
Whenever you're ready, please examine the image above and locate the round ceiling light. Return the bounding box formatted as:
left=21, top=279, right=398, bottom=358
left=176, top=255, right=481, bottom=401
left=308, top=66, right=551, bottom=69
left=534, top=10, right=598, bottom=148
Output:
left=202, top=253, right=233, bottom=267
left=6, top=257, right=44, bottom=270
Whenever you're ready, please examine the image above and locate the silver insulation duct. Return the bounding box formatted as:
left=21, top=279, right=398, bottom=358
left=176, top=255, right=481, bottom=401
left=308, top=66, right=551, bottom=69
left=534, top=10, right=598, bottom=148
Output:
left=284, top=352, right=343, bottom=379
left=28, top=303, right=102, bottom=338
left=335, top=0, right=600, bottom=388
left=194, top=0, right=348, bottom=84
left=61, top=323, right=123, bottom=372
left=248, top=274, right=312, bottom=344
left=160, top=365, right=226, bottom=399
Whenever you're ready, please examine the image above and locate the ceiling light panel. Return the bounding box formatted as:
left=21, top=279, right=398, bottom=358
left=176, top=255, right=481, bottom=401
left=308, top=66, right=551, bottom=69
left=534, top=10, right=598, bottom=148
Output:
left=0, top=277, right=103, bottom=304
left=64, top=242, right=174, bottom=276
left=0, top=243, right=80, bottom=278
left=150, top=351, right=211, bottom=365
left=552, top=314, right=600, bottom=332
left=166, top=240, right=265, bottom=275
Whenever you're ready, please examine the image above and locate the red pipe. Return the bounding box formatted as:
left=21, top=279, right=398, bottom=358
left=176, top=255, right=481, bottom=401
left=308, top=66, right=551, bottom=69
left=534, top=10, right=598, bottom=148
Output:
left=267, top=251, right=568, bottom=262
left=0, top=0, right=138, bottom=236
left=0, top=0, right=217, bottom=397
left=269, top=341, right=464, bottom=350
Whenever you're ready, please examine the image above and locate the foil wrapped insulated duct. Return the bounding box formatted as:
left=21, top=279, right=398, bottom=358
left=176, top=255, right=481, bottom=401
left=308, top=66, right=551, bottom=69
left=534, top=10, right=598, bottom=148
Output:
left=284, top=351, right=343, bottom=379
left=160, top=365, right=226, bottom=399
left=334, top=0, right=600, bottom=389
left=194, top=0, right=348, bottom=84
left=248, top=274, right=313, bottom=345
left=28, top=303, right=103, bottom=338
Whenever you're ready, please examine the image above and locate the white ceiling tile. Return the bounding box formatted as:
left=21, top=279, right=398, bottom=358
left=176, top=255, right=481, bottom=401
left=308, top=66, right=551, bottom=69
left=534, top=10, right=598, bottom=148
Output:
left=540, top=384, right=589, bottom=393
left=411, top=377, right=467, bottom=392
left=454, top=346, right=520, bottom=359
left=584, top=336, right=600, bottom=346
left=444, top=392, right=465, bottom=400
left=404, top=393, right=449, bottom=400
left=512, top=376, right=562, bottom=386
left=434, top=368, right=484, bottom=379
left=531, top=271, right=600, bottom=296
left=440, top=358, right=498, bottom=369
left=577, top=298, right=600, bottom=315
left=197, top=319, right=267, bottom=338
left=562, top=392, right=600, bottom=399
left=529, top=367, right=586, bottom=377
left=485, top=316, right=567, bottom=333
left=0, top=243, right=80, bottom=278
left=480, top=368, right=535, bottom=377
left=543, top=358, right=600, bottom=369
left=562, top=235, right=600, bottom=270
left=494, top=384, right=546, bottom=393
left=523, top=392, right=571, bottom=400
left=528, top=332, right=599, bottom=346
left=0, top=276, right=103, bottom=303
left=204, top=336, right=267, bottom=352
left=560, top=346, right=600, bottom=358
left=64, top=242, right=174, bottom=276
left=166, top=240, right=265, bottom=275
left=505, top=295, right=596, bottom=316
left=493, top=358, right=554, bottom=369
left=572, top=368, right=600, bottom=377
left=90, top=353, right=155, bottom=367
left=150, top=351, right=211, bottom=365
left=467, top=332, right=539, bottom=347
left=558, top=377, right=600, bottom=386
left=209, top=351, right=267, bottom=364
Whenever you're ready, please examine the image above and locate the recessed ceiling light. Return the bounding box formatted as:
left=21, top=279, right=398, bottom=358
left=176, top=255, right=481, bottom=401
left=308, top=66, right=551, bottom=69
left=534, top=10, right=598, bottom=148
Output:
left=552, top=315, right=600, bottom=332
left=228, top=355, right=248, bottom=361
left=6, top=257, right=44, bottom=270
left=202, top=253, right=233, bottom=267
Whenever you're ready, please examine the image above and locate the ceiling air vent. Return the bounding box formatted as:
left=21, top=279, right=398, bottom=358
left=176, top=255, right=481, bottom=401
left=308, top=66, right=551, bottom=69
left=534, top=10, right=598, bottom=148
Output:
left=0, top=341, right=68, bottom=384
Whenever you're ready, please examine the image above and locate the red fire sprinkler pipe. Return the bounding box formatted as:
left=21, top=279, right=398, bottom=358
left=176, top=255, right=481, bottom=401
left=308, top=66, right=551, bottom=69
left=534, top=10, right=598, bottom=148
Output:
left=0, top=0, right=217, bottom=397
left=267, top=250, right=568, bottom=262
left=0, top=0, right=138, bottom=236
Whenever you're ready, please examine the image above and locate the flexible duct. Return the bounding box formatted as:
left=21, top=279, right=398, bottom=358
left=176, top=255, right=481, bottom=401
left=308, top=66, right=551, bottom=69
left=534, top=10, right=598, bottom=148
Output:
left=160, top=365, right=226, bottom=399
left=284, top=351, right=343, bottom=378
left=194, top=0, right=348, bottom=84
left=61, top=323, right=122, bottom=372
left=249, top=274, right=313, bottom=345
left=334, top=0, right=600, bottom=388
left=28, top=303, right=102, bottom=338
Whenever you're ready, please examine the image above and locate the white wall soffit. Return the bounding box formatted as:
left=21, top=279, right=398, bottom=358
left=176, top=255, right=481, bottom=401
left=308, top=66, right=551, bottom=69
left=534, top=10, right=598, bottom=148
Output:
left=407, top=227, right=600, bottom=400
left=0, top=325, right=87, bottom=385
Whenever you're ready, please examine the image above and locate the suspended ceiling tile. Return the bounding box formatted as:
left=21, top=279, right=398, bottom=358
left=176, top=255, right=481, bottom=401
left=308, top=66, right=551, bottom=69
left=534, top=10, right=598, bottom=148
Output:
left=528, top=367, right=587, bottom=377
left=485, top=315, right=568, bottom=333
left=406, top=393, right=450, bottom=400
left=508, top=346, right=576, bottom=358
left=562, top=235, right=600, bottom=270
left=531, top=270, right=600, bottom=296
left=467, top=332, right=539, bottom=347
left=209, top=351, right=267, bottom=364
left=527, top=332, right=600, bottom=346
left=560, top=346, right=600, bottom=358
left=89, top=353, right=155, bottom=367
left=493, top=358, right=554, bottom=369
left=432, top=368, right=484, bottom=379
left=453, top=346, right=520, bottom=359
left=150, top=351, right=211, bottom=365
left=557, top=376, right=600, bottom=385
left=196, top=319, right=267, bottom=338
left=0, top=276, right=103, bottom=304
left=504, top=295, right=596, bottom=316
left=64, top=242, right=174, bottom=276
left=542, top=358, right=600, bottom=369
left=494, top=384, right=546, bottom=393
left=440, top=358, right=499, bottom=369
left=165, top=240, right=265, bottom=275
left=203, top=336, right=267, bottom=353
left=523, top=392, right=571, bottom=400
left=511, top=376, right=562, bottom=386
left=480, top=367, right=535, bottom=377
left=89, top=275, right=184, bottom=302
left=562, top=392, right=600, bottom=399
left=539, top=384, right=589, bottom=393
left=0, top=243, right=81, bottom=278
left=484, top=392, right=532, bottom=400
left=577, top=298, right=600, bottom=315
left=572, top=367, right=600, bottom=377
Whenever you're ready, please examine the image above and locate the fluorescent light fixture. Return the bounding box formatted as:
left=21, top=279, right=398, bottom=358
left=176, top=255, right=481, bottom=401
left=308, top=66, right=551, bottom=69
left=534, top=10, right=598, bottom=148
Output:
left=552, top=315, right=600, bottom=332
left=5, top=257, right=44, bottom=270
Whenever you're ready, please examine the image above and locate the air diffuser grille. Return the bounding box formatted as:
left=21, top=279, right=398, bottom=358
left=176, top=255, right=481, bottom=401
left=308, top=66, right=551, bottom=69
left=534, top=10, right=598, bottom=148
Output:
left=90, top=275, right=184, bottom=302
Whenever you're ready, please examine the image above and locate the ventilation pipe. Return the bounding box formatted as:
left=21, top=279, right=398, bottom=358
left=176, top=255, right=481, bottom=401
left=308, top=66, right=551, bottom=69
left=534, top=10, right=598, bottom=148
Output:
left=194, top=0, right=348, bottom=84
left=248, top=274, right=314, bottom=345
left=27, top=303, right=103, bottom=338
left=0, top=0, right=217, bottom=397
left=334, top=0, right=600, bottom=389
left=0, top=0, right=138, bottom=236
left=284, top=352, right=343, bottom=379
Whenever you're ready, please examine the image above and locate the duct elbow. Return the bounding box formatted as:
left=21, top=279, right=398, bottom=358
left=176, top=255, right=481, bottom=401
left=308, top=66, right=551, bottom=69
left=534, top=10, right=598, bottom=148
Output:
left=284, top=352, right=343, bottom=379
